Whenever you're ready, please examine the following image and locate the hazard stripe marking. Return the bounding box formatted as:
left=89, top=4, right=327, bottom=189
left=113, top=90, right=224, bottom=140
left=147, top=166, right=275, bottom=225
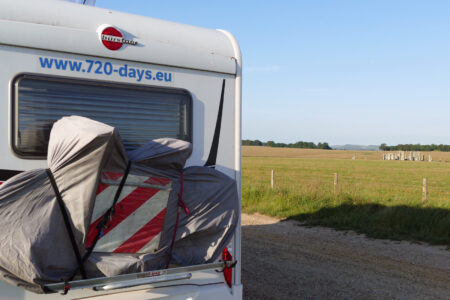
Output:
left=145, top=177, right=171, bottom=186
left=96, top=182, right=110, bottom=195
left=90, top=185, right=136, bottom=225
left=86, top=184, right=159, bottom=248
left=86, top=174, right=172, bottom=252
left=89, top=172, right=170, bottom=238
left=102, top=172, right=124, bottom=181
left=113, top=208, right=167, bottom=253
left=137, top=232, right=162, bottom=254
left=90, top=171, right=125, bottom=223
left=123, top=174, right=171, bottom=187
left=93, top=188, right=170, bottom=252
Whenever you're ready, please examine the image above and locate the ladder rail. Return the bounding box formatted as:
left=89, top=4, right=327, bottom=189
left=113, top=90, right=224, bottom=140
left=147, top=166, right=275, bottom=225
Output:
left=95, top=273, right=192, bottom=291
left=44, top=262, right=228, bottom=293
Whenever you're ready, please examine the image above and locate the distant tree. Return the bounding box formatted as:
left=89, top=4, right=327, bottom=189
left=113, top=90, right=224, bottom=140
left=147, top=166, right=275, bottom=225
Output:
left=379, top=143, right=450, bottom=152
left=318, top=142, right=332, bottom=150
left=242, top=139, right=264, bottom=146
left=276, top=143, right=288, bottom=147
left=242, top=139, right=334, bottom=150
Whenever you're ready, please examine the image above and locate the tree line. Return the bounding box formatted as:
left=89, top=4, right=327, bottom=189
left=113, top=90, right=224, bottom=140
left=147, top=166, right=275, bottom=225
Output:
left=243, top=139, right=332, bottom=150
left=380, top=143, right=450, bottom=152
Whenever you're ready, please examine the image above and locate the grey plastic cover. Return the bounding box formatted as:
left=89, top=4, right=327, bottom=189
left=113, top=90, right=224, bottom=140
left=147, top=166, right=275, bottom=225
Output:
left=0, top=116, right=238, bottom=293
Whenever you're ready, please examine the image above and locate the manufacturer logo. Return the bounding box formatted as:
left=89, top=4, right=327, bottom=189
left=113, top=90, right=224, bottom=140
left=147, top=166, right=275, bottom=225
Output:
left=99, top=26, right=137, bottom=51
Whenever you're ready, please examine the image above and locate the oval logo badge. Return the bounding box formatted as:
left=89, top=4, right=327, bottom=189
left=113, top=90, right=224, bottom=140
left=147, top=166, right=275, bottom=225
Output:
left=99, top=25, right=137, bottom=51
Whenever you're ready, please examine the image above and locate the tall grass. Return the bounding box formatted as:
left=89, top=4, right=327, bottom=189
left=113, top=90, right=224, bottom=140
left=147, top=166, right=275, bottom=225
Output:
left=242, top=149, right=450, bottom=246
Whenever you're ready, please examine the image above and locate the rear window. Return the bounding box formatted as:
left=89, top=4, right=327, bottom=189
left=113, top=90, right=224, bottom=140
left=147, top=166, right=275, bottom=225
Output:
left=12, top=75, right=192, bottom=157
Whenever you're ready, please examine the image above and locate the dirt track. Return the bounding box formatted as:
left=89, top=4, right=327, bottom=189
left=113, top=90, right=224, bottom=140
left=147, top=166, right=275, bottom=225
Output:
left=241, top=213, right=450, bottom=300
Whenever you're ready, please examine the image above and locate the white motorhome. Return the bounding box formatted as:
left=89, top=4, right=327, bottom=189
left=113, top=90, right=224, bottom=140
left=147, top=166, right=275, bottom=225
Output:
left=0, top=0, right=242, bottom=299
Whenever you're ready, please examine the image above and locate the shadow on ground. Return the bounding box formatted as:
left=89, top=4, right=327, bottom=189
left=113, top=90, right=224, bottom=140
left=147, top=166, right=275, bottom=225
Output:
left=288, top=203, right=450, bottom=246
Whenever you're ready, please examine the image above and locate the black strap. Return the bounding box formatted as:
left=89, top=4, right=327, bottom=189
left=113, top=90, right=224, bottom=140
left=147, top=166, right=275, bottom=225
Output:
left=75, top=161, right=132, bottom=277
left=106, top=161, right=132, bottom=216
left=204, top=79, right=226, bottom=168
left=46, top=169, right=87, bottom=280
left=165, top=170, right=188, bottom=268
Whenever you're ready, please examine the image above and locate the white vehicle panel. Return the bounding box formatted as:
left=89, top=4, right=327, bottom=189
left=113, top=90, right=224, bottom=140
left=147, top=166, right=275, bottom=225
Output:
left=0, top=0, right=236, bottom=74
left=0, top=1, right=241, bottom=298
left=0, top=45, right=236, bottom=178
left=0, top=46, right=240, bottom=300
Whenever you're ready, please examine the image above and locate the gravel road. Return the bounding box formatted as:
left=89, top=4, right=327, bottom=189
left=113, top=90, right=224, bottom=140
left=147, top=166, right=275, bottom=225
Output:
left=241, top=213, right=450, bottom=300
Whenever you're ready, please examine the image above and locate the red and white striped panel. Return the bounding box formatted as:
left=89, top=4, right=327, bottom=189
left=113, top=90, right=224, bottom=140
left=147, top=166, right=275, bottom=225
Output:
left=86, top=172, right=172, bottom=254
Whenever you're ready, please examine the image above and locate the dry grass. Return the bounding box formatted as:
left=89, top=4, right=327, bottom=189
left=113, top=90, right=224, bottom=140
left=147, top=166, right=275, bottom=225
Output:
left=243, top=146, right=450, bottom=162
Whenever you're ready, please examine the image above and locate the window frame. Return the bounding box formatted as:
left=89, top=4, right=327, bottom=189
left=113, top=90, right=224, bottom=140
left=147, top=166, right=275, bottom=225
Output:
left=11, top=73, right=193, bottom=159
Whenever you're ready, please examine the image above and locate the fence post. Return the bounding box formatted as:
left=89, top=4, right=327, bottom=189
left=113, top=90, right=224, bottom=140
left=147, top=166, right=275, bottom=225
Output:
left=271, top=170, right=274, bottom=190
left=422, top=178, right=427, bottom=205
left=334, top=173, right=338, bottom=194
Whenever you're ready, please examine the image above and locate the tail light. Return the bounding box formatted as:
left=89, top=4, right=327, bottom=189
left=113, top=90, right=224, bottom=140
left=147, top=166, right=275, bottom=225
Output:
left=222, top=247, right=233, bottom=288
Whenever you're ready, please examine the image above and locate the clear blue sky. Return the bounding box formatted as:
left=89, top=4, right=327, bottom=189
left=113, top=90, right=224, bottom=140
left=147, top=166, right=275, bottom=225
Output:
left=96, top=0, right=450, bottom=146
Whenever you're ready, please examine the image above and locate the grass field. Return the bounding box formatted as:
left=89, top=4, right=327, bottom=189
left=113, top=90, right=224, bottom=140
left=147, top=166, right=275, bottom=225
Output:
left=242, top=146, right=450, bottom=246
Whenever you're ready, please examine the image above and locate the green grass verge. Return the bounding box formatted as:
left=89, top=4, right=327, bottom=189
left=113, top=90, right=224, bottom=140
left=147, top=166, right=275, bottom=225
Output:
left=242, top=186, right=450, bottom=246
left=242, top=156, right=450, bottom=246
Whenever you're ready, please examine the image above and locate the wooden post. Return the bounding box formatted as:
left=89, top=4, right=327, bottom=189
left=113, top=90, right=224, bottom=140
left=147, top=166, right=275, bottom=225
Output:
left=422, top=178, right=427, bottom=205
left=334, top=173, right=338, bottom=194
left=271, top=169, right=274, bottom=190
